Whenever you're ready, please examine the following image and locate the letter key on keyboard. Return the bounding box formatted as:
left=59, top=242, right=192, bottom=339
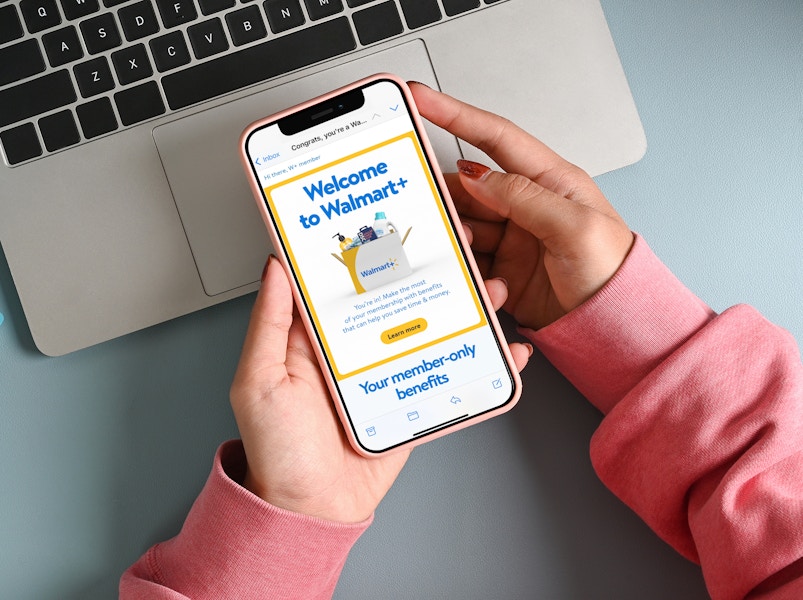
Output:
left=154, top=0, right=198, bottom=27
left=19, top=0, right=62, bottom=34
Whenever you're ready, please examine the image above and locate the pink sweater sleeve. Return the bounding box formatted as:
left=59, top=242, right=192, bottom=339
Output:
left=525, top=234, right=803, bottom=600
left=119, top=440, right=370, bottom=599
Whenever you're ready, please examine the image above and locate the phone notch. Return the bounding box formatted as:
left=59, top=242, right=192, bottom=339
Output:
left=278, top=88, right=365, bottom=135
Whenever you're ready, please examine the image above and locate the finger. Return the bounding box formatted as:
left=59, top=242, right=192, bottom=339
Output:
left=284, top=304, right=322, bottom=372
left=457, top=161, right=583, bottom=246
left=479, top=279, right=531, bottom=372
left=444, top=172, right=505, bottom=223
left=508, top=342, right=532, bottom=373
left=483, top=277, right=509, bottom=311
left=461, top=217, right=504, bottom=255
left=473, top=253, right=494, bottom=280
left=460, top=220, right=473, bottom=246
left=409, top=82, right=583, bottom=196
left=238, top=256, right=295, bottom=374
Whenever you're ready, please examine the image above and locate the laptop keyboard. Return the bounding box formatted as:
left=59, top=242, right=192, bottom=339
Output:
left=0, top=0, right=504, bottom=166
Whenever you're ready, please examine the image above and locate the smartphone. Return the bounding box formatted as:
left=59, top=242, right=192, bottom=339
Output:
left=240, top=74, right=521, bottom=455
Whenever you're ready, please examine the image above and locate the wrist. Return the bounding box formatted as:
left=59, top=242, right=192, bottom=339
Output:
left=524, top=234, right=715, bottom=414
left=241, top=464, right=373, bottom=524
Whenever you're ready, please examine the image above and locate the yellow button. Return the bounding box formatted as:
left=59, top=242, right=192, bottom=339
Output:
left=380, top=318, right=428, bottom=344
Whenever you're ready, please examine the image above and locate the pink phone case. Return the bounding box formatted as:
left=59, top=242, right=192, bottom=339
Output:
left=240, top=73, right=521, bottom=456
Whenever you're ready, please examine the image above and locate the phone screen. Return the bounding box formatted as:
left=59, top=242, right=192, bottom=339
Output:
left=244, top=77, right=518, bottom=453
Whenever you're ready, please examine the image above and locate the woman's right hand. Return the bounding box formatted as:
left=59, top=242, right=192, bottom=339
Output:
left=410, top=83, right=635, bottom=330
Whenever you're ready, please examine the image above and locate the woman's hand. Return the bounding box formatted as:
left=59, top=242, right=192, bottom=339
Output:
left=230, top=257, right=531, bottom=523
left=410, top=83, right=634, bottom=330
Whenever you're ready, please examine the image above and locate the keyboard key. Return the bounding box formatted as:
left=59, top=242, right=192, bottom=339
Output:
left=0, top=70, right=77, bottom=129
left=304, top=0, right=342, bottom=20
left=60, top=0, right=100, bottom=20
left=398, top=0, right=440, bottom=29
left=0, top=39, right=46, bottom=87
left=198, top=0, right=234, bottom=15
left=111, top=43, right=153, bottom=84
left=264, top=0, right=305, bottom=34
left=76, top=96, right=118, bottom=138
left=187, top=18, right=229, bottom=59
left=80, top=12, right=122, bottom=53
left=346, top=0, right=375, bottom=6
left=20, top=0, right=62, bottom=34
left=226, top=6, right=267, bottom=46
left=39, top=109, right=80, bottom=151
left=42, top=25, right=84, bottom=67
left=162, top=16, right=355, bottom=110
left=114, top=80, right=165, bottom=125
left=103, top=0, right=130, bottom=6
left=155, top=0, right=197, bottom=27
left=74, top=56, right=115, bottom=97
left=1, top=122, right=43, bottom=165
left=119, top=0, right=160, bottom=41
left=352, top=1, right=402, bottom=45
left=0, top=5, right=25, bottom=43
left=150, top=31, right=191, bottom=71
left=442, top=0, right=478, bottom=16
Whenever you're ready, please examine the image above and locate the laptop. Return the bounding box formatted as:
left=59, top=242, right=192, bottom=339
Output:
left=0, top=0, right=645, bottom=356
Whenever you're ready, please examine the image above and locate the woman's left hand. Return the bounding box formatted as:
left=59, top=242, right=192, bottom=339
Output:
left=229, top=256, right=530, bottom=523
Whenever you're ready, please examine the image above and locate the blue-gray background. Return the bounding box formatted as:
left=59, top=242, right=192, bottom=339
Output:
left=1, top=2, right=801, bottom=598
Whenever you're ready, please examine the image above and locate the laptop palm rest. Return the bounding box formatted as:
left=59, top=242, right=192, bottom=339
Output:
left=153, top=40, right=458, bottom=297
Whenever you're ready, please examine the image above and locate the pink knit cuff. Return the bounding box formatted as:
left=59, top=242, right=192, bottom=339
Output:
left=150, top=440, right=371, bottom=599
left=523, top=234, right=715, bottom=414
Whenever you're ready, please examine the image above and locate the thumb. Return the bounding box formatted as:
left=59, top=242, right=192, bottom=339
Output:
left=456, top=159, right=582, bottom=245
left=455, top=159, right=634, bottom=315
left=235, top=256, right=294, bottom=383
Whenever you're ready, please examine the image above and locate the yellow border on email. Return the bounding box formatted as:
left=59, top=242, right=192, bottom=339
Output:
left=264, top=131, right=488, bottom=380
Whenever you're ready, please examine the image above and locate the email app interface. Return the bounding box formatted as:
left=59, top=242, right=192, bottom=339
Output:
left=247, top=80, right=515, bottom=452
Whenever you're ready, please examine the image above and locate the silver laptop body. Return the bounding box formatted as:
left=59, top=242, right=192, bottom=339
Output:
left=0, top=0, right=645, bottom=355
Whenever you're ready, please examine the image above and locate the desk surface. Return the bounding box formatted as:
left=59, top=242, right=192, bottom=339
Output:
left=1, top=2, right=801, bottom=598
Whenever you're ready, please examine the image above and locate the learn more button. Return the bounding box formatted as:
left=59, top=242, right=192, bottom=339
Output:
left=380, top=318, right=428, bottom=344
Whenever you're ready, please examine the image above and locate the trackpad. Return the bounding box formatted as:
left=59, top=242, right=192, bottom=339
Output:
left=153, top=40, right=459, bottom=297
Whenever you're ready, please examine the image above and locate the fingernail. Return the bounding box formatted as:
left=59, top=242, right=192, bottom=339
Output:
left=408, top=80, right=431, bottom=89
left=493, top=276, right=508, bottom=289
left=457, top=159, right=492, bottom=181
left=261, top=255, right=275, bottom=282
left=524, top=343, right=534, bottom=357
